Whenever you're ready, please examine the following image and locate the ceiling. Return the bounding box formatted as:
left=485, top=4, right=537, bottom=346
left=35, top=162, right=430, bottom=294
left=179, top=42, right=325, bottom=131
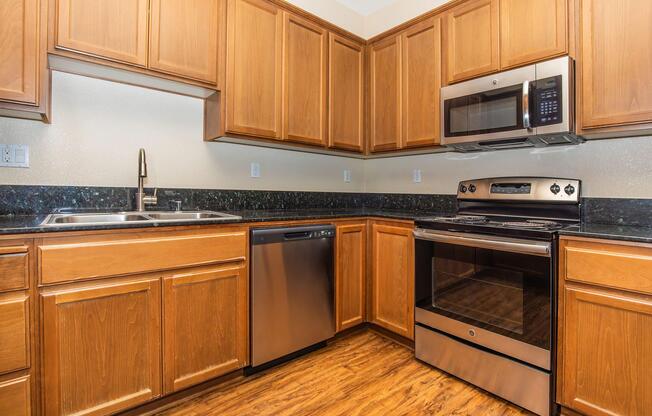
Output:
left=333, top=0, right=401, bottom=16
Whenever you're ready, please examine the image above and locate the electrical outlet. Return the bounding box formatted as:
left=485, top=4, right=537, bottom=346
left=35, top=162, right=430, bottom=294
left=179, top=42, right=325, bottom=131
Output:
left=413, top=169, right=422, bottom=183
left=250, top=162, right=261, bottom=178
left=343, top=169, right=352, bottom=183
left=0, top=144, right=29, bottom=168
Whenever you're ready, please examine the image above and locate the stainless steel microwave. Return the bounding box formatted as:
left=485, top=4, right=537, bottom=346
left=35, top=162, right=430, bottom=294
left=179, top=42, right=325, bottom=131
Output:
left=441, top=56, right=584, bottom=152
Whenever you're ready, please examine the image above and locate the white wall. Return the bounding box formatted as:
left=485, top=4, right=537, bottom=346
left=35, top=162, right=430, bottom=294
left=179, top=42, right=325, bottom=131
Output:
left=283, top=0, right=365, bottom=37
left=0, top=71, right=365, bottom=192
left=364, top=0, right=450, bottom=38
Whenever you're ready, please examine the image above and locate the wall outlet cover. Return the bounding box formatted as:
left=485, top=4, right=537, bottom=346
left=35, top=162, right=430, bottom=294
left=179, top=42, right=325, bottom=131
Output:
left=343, top=169, right=352, bottom=183
left=413, top=169, right=422, bottom=183
left=250, top=162, right=261, bottom=178
left=0, top=144, right=29, bottom=168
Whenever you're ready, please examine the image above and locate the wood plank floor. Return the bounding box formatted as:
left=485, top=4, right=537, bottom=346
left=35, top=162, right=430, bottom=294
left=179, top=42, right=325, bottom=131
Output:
left=156, top=330, right=532, bottom=416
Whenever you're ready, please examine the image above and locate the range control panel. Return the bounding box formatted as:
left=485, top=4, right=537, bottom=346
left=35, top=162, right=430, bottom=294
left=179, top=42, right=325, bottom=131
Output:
left=457, top=177, right=581, bottom=202
left=533, top=75, right=563, bottom=126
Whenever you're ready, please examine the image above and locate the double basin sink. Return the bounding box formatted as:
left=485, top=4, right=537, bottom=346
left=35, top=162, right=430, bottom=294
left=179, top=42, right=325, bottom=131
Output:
left=41, top=211, right=242, bottom=226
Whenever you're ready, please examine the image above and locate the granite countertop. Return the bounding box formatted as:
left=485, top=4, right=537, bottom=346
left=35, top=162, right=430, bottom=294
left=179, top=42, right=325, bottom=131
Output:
left=0, top=209, right=442, bottom=235
left=559, top=223, right=652, bottom=244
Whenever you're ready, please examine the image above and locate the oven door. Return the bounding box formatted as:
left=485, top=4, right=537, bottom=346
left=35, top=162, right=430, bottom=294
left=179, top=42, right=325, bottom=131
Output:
left=414, top=229, right=552, bottom=370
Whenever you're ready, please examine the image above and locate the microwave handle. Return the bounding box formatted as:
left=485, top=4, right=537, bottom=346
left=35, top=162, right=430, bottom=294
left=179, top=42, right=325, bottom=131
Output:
left=522, top=80, right=532, bottom=130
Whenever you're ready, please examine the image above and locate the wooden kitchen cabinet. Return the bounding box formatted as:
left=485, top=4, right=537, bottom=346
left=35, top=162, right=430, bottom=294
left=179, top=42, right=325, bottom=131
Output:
left=335, top=223, right=366, bottom=332
left=0, top=244, right=29, bottom=292
left=41, top=277, right=161, bottom=416
left=56, top=0, right=149, bottom=66
left=282, top=13, right=328, bottom=146
left=0, top=376, right=31, bottom=416
left=578, top=0, right=652, bottom=131
left=328, top=34, right=364, bottom=152
left=163, top=264, right=248, bottom=393
left=499, top=0, right=567, bottom=70
left=370, top=222, right=414, bottom=340
left=558, top=237, right=652, bottom=416
left=401, top=17, right=442, bottom=148
left=149, top=0, right=221, bottom=84
left=370, top=35, right=402, bottom=152
left=226, top=0, right=283, bottom=139
left=445, top=0, right=500, bottom=84
left=0, top=293, right=29, bottom=376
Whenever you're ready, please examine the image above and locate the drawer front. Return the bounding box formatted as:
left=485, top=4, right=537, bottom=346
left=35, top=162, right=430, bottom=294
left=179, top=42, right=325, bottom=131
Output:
left=0, top=375, right=31, bottom=416
left=0, top=294, right=30, bottom=375
left=0, top=246, right=29, bottom=292
left=39, top=230, right=247, bottom=285
left=563, top=239, right=652, bottom=295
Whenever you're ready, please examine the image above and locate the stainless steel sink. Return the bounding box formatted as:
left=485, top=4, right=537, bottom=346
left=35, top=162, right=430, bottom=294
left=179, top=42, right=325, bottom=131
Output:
left=41, top=211, right=242, bottom=226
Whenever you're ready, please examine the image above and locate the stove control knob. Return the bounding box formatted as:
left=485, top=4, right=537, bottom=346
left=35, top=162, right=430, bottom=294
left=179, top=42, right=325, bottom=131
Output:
left=550, top=184, right=561, bottom=195
left=564, top=184, right=576, bottom=195
left=459, top=184, right=467, bottom=193
left=468, top=184, right=476, bottom=193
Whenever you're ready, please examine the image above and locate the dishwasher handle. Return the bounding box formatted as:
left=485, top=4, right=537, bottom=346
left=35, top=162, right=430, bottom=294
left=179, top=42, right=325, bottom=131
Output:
left=251, top=224, right=336, bottom=245
left=284, top=231, right=312, bottom=240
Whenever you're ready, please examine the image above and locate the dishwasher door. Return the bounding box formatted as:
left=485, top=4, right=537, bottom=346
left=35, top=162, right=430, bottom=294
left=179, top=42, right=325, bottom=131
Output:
left=251, top=225, right=335, bottom=367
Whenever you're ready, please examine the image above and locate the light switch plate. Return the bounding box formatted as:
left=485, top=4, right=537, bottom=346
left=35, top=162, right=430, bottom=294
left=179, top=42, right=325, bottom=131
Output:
left=250, top=162, right=261, bottom=178
left=343, top=169, right=352, bottom=183
left=0, top=144, right=29, bottom=168
left=413, top=169, right=422, bottom=183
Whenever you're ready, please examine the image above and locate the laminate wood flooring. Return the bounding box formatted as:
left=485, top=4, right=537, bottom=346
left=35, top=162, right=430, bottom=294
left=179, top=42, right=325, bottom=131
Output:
left=156, top=330, right=532, bottom=416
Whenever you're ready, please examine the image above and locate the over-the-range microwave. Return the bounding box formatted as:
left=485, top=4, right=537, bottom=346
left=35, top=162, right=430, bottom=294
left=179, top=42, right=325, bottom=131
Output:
left=441, top=56, right=584, bottom=152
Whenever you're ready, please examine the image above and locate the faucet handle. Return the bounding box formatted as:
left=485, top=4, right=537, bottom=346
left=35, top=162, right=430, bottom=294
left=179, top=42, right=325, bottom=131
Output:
left=143, top=188, right=158, bottom=207
left=169, top=200, right=182, bottom=212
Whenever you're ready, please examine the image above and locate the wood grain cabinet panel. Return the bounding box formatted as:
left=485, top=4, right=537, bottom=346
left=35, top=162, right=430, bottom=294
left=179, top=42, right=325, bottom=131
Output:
left=149, top=0, right=221, bottom=83
left=445, top=0, right=500, bottom=84
left=0, top=245, right=29, bottom=292
left=370, top=223, right=414, bottom=339
left=335, top=223, right=366, bottom=331
left=163, top=264, right=248, bottom=393
left=0, top=0, right=38, bottom=104
left=56, top=0, right=149, bottom=66
left=41, top=277, right=161, bottom=416
left=0, top=293, right=29, bottom=375
left=0, top=376, right=31, bottom=416
left=370, top=36, right=402, bottom=152
left=401, top=17, right=442, bottom=148
left=560, top=285, right=652, bottom=416
left=500, top=0, right=567, bottom=69
left=282, top=13, right=328, bottom=146
left=328, top=34, right=364, bottom=152
left=579, top=0, right=652, bottom=129
left=226, top=0, right=283, bottom=139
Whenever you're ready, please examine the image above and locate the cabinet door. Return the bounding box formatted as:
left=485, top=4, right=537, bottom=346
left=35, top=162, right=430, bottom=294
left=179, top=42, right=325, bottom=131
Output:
left=0, top=293, right=29, bottom=375
left=163, top=265, right=248, bottom=393
left=500, top=0, right=567, bottom=69
left=149, top=0, right=221, bottom=83
left=0, top=0, right=38, bottom=104
left=226, top=0, right=283, bottom=139
left=42, top=278, right=161, bottom=416
left=370, top=223, right=414, bottom=339
left=328, top=34, right=364, bottom=152
left=56, top=0, right=148, bottom=66
left=370, top=36, right=402, bottom=152
left=561, top=285, right=652, bottom=415
left=445, top=0, right=499, bottom=84
left=402, top=18, right=442, bottom=148
left=579, top=0, right=652, bottom=129
left=282, top=13, right=327, bottom=146
left=0, top=376, right=31, bottom=416
left=335, top=223, right=366, bottom=332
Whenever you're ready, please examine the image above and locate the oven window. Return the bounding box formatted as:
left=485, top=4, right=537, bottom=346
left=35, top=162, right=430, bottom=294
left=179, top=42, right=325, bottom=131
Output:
left=415, top=241, right=551, bottom=350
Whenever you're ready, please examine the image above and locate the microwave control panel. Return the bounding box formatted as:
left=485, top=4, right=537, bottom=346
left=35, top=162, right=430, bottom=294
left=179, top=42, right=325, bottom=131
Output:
left=532, top=75, right=562, bottom=126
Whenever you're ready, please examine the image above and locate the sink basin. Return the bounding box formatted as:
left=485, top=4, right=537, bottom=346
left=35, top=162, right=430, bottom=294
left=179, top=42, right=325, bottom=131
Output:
left=41, top=211, right=242, bottom=226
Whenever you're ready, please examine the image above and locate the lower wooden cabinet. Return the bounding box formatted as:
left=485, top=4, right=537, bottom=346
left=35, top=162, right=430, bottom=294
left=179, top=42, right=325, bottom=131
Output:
left=370, top=221, right=414, bottom=340
left=0, top=293, right=30, bottom=376
left=41, top=277, right=161, bottom=416
left=335, top=223, right=366, bottom=332
left=0, top=375, right=31, bottom=416
left=163, top=264, right=248, bottom=393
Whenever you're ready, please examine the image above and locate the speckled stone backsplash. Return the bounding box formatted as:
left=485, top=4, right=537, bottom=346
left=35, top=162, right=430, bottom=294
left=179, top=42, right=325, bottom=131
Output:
left=581, top=198, right=652, bottom=228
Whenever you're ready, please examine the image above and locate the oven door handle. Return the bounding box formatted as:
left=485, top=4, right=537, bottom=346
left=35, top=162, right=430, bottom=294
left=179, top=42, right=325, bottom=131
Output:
left=413, top=229, right=551, bottom=257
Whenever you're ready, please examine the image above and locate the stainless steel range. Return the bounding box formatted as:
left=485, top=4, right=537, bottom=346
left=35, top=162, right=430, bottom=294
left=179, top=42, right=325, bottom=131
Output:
left=413, top=177, right=581, bottom=416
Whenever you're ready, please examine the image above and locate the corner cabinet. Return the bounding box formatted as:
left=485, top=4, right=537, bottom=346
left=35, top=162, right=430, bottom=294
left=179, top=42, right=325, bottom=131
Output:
left=370, top=221, right=415, bottom=340
left=335, top=223, right=367, bottom=332
left=558, top=237, right=652, bottom=416
left=369, top=35, right=402, bottom=152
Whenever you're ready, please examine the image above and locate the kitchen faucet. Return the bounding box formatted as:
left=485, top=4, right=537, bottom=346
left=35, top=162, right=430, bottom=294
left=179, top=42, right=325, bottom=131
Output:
left=135, top=148, right=157, bottom=211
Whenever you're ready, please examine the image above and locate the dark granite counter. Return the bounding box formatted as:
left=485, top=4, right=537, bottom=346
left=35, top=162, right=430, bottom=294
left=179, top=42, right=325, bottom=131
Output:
left=559, top=223, right=652, bottom=244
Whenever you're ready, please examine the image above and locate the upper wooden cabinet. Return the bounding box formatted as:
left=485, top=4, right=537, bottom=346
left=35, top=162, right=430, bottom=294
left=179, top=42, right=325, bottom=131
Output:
left=445, top=0, right=500, bottom=84
left=149, top=0, right=221, bottom=83
left=370, top=36, right=402, bottom=152
left=328, top=34, right=364, bottom=152
left=578, top=0, right=652, bottom=130
left=282, top=13, right=328, bottom=146
left=401, top=17, right=442, bottom=148
left=500, top=0, right=567, bottom=69
left=56, top=0, right=149, bottom=66
left=335, top=223, right=367, bottom=332
left=226, top=0, right=283, bottom=139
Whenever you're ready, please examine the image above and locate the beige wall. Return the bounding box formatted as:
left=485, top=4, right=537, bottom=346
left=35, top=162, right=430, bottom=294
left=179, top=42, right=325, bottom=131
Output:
left=0, top=71, right=365, bottom=192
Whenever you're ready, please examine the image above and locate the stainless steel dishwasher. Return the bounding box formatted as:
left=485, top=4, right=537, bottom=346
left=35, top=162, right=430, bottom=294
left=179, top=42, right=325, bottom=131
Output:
left=250, top=225, right=335, bottom=369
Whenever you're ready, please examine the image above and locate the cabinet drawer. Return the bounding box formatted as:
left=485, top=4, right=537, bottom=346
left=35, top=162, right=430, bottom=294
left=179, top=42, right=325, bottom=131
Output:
left=0, top=293, right=30, bottom=375
left=38, top=230, right=247, bottom=285
left=0, top=246, right=29, bottom=292
left=0, top=375, right=31, bottom=416
left=562, top=239, right=652, bottom=295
